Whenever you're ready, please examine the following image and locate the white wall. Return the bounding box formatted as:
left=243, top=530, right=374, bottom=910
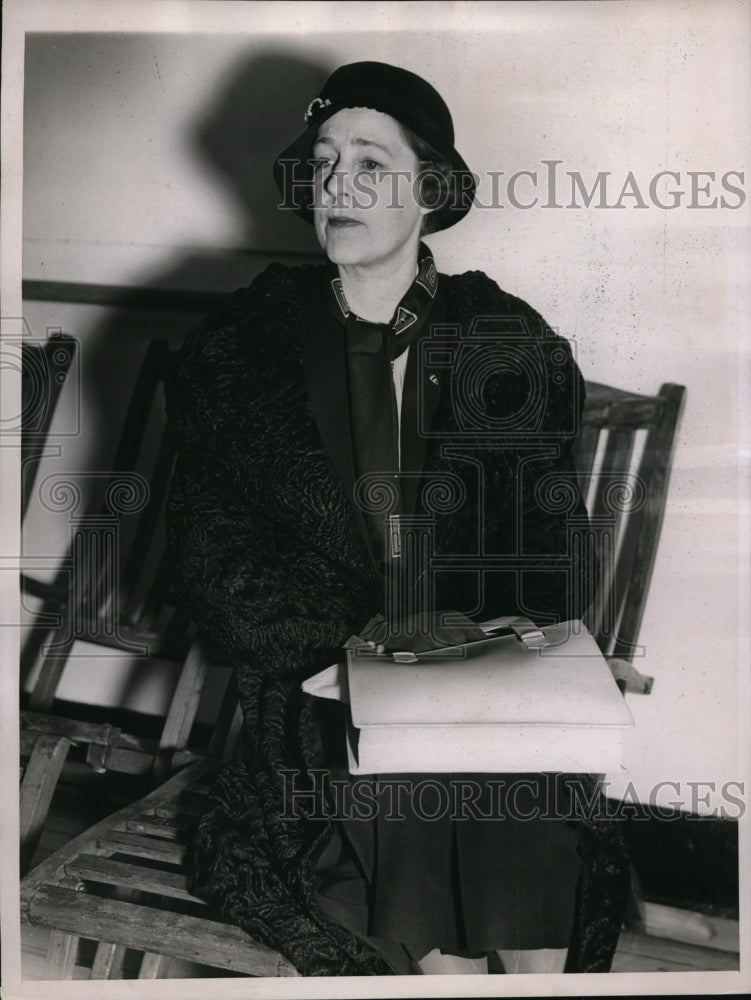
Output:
left=17, top=2, right=751, bottom=811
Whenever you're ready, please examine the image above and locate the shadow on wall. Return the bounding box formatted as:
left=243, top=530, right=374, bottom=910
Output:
left=193, top=49, right=330, bottom=254
left=22, top=49, right=330, bottom=714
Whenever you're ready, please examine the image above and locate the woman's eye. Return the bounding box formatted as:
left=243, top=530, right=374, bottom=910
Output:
left=311, top=156, right=333, bottom=171
left=360, top=158, right=383, bottom=172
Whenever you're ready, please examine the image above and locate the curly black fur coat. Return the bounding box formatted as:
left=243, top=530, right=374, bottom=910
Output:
left=165, top=262, right=630, bottom=976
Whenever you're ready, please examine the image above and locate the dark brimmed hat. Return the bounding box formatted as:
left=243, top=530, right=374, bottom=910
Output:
left=273, top=61, right=476, bottom=232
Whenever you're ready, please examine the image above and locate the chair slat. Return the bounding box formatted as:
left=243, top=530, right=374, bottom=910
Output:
left=124, top=817, right=183, bottom=840
left=150, top=640, right=210, bottom=784
left=588, top=427, right=636, bottom=524
left=118, top=428, right=176, bottom=623
left=139, top=952, right=171, bottom=978
left=110, top=340, right=171, bottom=472
left=22, top=711, right=129, bottom=747
left=66, top=854, right=201, bottom=903
left=91, top=941, right=127, bottom=979
left=583, top=523, right=617, bottom=648
left=96, top=832, right=187, bottom=865
left=28, top=885, right=299, bottom=976
left=572, top=422, right=601, bottom=501
left=20, top=735, right=72, bottom=873
left=206, top=669, right=243, bottom=762
left=26, top=638, right=75, bottom=713
left=581, top=381, right=664, bottom=427
left=46, top=928, right=79, bottom=979
left=153, top=801, right=207, bottom=820
left=611, top=384, right=686, bottom=658
left=574, top=381, right=686, bottom=663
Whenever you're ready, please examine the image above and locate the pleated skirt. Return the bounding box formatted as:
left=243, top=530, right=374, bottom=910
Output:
left=315, top=770, right=583, bottom=959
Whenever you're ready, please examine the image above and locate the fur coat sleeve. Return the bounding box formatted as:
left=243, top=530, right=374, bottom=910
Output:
left=165, top=276, right=378, bottom=666
left=165, top=266, right=392, bottom=975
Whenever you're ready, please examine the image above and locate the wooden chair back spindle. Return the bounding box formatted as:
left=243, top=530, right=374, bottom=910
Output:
left=573, top=381, right=686, bottom=661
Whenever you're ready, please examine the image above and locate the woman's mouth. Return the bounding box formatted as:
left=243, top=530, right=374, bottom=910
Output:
left=327, top=216, right=363, bottom=228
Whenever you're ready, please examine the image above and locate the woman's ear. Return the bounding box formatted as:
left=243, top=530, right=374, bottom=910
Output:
left=414, top=164, right=450, bottom=234
left=419, top=205, right=438, bottom=236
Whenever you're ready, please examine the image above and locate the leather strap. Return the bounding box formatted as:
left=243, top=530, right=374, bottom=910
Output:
left=480, top=615, right=550, bottom=649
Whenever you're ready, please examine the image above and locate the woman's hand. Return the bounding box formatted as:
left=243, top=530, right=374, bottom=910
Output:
left=359, top=611, right=486, bottom=653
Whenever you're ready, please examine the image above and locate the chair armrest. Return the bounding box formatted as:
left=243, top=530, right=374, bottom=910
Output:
left=606, top=657, right=654, bottom=695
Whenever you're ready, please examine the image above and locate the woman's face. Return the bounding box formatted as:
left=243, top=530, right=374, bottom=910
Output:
left=311, top=107, right=428, bottom=270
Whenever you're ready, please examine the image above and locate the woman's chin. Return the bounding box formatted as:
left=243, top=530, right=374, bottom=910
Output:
left=322, top=243, right=369, bottom=267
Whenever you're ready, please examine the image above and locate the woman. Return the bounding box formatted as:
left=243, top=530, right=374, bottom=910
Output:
left=166, top=61, right=630, bottom=976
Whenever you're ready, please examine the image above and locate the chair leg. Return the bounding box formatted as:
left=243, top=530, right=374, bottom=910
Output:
left=139, top=952, right=170, bottom=978
left=623, top=862, right=648, bottom=932
left=20, top=735, right=71, bottom=873
left=88, top=890, right=170, bottom=979
left=91, top=942, right=127, bottom=979
left=47, top=931, right=79, bottom=979
left=19, top=588, right=68, bottom=692
left=27, top=638, right=75, bottom=712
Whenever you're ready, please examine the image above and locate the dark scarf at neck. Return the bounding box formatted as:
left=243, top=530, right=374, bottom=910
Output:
left=324, top=244, right=439, bottom=567
left=324, top=242, right=438, bottom=357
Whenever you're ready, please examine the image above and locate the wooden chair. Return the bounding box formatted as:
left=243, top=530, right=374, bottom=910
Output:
left=573, top=381, right=686, bottom=691
left=19, top=340, right=205, bottom=872
left=20, top=636, right=244, bottom=872
left=21, top=339, right=190, bottom=710
left=19, top=378, right=686, bottom=980
left=20, top=739, right=296, bottom=979
left=18, top=334, right=79, bottom=873
left=572, top=380, right=686, bottom=937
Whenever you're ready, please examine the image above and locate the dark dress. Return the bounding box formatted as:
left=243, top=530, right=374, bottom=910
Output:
left=316, top=772, right=583, bottom=959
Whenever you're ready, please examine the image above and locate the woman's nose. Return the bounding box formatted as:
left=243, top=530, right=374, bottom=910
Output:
left=323, top=165, right=353, bottom=204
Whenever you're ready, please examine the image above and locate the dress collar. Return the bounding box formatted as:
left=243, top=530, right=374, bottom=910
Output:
left=323, top=242, right=439, bottom=340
